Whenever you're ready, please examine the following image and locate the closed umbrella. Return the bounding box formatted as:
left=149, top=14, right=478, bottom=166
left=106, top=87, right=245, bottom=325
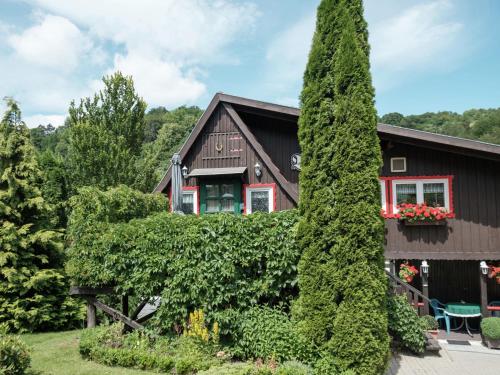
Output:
left=171, top=153, right=184, bottom=214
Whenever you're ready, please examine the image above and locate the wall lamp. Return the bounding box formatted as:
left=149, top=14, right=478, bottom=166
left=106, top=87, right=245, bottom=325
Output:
left=182, top=165, right=188, bottom=179
left=254, top=162, right=262, bottom=177
left=480, top=261, right=489, bottom=275
left=420, top=260, right=429, bottom=275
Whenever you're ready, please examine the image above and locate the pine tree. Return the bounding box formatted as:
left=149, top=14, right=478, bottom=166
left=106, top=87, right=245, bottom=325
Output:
left=295, top=1, right=389, bottom=373
left=0, top=99, right=81, bottom=333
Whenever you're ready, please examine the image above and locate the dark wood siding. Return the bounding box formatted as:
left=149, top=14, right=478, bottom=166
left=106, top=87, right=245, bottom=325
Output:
left=383, top=142, right=500, bottom=260
left=177, top=105, right=295, bottom=211
left=238, top=111, right=300, bottom=185
left=397, top=260, right=500, bottom=304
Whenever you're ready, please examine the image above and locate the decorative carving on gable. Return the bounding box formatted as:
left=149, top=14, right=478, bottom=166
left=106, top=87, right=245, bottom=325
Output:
left=202, top=132, right=245, bottom=161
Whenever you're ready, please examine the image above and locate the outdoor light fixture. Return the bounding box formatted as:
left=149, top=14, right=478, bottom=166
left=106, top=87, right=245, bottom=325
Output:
left=182, top=165, right=188, bottom=179
left=254, top=162, right=262, bottom=177
left=421, top=260, right=429, bottom=275
left=480, top=261, right=489, bottom=275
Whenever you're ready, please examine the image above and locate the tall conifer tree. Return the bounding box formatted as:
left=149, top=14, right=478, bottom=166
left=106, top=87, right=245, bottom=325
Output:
left=295, top=1, right=389, bottom=373
left=0, top=99, right=81, bottom=332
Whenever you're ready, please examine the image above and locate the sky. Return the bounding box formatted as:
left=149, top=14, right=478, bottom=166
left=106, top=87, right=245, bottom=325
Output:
left=1, top=0, right=500, bottom=128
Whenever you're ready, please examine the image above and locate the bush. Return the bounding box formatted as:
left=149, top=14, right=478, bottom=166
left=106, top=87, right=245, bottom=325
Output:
left=80, top=324, right=220, bottom=373
left=387, top=295, right=425, bottom=353
left=67, top=210, right=301, bottom=332
left=481, top=317, right=500, bottom=340
left=419, top=315, right=438, bottom=331
left=0, top=335, right=31, bottom=375
left=277, top=361, right=313, bottom=375
left=231, top=307, right=315, bottom=363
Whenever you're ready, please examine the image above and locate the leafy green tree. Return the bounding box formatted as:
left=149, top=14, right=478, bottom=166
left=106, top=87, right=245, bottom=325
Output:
left=295, top=1, right=389, bottom=373
left=134, top=106, right=202, bottom=192
left=67, top=71, right=147, bottom=191
left=0, top=99, right=81, bottom=333
left=379, top=112, right=403, bottom=126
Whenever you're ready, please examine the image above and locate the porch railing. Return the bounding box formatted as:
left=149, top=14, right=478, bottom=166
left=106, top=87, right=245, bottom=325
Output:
left=386, top=270, right=430, bottom=316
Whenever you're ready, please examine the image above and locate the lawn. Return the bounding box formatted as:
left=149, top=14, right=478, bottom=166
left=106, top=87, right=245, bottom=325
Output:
left=21, top=330, right=157, bottom=375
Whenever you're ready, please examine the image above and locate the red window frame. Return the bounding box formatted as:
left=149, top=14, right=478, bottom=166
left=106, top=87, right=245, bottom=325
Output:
left=380, top=175, right=454, bottom=216
left=243, top=183, right=277, bottom=215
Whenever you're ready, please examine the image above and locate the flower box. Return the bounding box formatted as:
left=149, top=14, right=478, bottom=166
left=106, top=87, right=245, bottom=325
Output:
left=402, top=220, right=447, bottom=226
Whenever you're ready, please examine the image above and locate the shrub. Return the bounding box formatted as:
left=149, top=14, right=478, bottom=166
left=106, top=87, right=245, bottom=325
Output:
left=67, top=210, right=301, bottom=332
left=387, top=295, right=425, bottom=353
left=231, top=307, right=315, bottom=363
left=277, top=361, right=313, bottom=375
left=0, top=335, right=31, bottom=375
left=295, top=1, right=389, bottom=373
left=80, top=324, right=219, bottom=373
left=419, top=315, right=438, bottom=331
left=481, top=317, right=500, bottom=340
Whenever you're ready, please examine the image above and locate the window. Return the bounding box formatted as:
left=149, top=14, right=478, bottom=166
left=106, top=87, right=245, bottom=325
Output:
left=245, top=184, right=275, bottom=214
left=181, top=187, right=199, bottom=215
left=201, top=181, right=241, bottom=214
left=390, top=157, right=407, bottom=172
left=380, top=180, right=387, bottom=213
left=391, top=178, right=451, bottom=212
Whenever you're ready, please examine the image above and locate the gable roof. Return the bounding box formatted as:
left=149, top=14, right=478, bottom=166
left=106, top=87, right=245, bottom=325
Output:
left=154, top=93, right=500, bottom=195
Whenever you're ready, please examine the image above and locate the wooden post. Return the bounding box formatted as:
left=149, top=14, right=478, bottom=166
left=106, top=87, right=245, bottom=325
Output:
left=421, top=272, right=430, bottom=316
left=122, top=295, right=129, bottom=317
left=480, top=265, right=489, bottom=317
left=87, top=301, right=96, bottom=328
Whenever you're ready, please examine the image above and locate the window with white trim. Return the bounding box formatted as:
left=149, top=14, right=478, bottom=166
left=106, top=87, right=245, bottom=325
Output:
left=181, top=189, right=198, bottom=215
left=380, top=180, right=387, bottom=213
left=392, top=178, right=450, bottom=211
left=245, top=185, right=274, bottom=214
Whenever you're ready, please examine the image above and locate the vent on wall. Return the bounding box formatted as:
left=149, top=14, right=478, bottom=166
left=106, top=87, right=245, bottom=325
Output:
left=390, top=157, right=407, bottom=173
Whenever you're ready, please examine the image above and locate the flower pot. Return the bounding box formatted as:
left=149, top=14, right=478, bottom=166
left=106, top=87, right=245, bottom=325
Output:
left=482, top=334, right=500, bottom=349
left=427, top=329, right=439, bottom=338
left=401, top=220, right=447, bottom=226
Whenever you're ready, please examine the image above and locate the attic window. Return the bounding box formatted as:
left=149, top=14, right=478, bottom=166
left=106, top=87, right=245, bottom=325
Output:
left=390, top=157, right=406, bottom=173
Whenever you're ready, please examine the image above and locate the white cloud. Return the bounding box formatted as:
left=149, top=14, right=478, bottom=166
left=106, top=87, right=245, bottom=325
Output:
left=20, top=0, right=259, bottom=108
left=111, top=53, right=206, bottom=107
left=369, top=0, right=463, bottom=90
left=7, top=14, right=94, bottom=72
left=263, top=0, right=465, bottom=99
left=24, top=113, right=66, bottom=128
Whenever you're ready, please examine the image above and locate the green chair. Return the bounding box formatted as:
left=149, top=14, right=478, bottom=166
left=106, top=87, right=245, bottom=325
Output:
left=430, top=299, right=451, bottom=334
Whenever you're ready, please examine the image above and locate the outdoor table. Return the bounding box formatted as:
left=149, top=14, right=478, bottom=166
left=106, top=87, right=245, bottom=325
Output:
left=445, top=302, right=482, bottom=336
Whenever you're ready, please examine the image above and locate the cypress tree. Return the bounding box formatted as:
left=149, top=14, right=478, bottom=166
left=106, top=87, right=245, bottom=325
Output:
left=0, top=99, right=81, bottom=332
left=295, top=1, right=389, bottom=373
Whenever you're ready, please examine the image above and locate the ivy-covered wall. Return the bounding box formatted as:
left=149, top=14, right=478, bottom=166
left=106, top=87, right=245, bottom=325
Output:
left=66, top=209, right=301, bottom=332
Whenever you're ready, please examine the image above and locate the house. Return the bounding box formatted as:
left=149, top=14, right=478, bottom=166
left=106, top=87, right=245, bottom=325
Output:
left=154, top=93, right=500, bottom=317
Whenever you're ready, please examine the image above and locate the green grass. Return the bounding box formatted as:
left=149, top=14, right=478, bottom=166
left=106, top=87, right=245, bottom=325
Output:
left=20, top=330, right=158, bottom=375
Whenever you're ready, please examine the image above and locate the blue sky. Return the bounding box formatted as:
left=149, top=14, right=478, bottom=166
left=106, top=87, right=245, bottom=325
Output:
left=1, top=0, right=500, bottom=127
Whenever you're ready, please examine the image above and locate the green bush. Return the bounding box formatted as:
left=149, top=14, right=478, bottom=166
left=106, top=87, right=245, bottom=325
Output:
left=67, top=210, right=301, bottom=333
left=277, top=361, right=313, bottom=375
left=0, top=335, right=31, bottom=375
left=419, top=315, right=438, bottom=331
left=231, top=307, right=315, bottom=363
left=481, top=317, right=500, bottom=340
left=80, top=324, right=220, bottom=373
left=387, top=295, right=425, bottom=353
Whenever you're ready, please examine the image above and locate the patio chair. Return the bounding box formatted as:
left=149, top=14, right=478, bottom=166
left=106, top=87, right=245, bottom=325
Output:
left=488, top=301, right=500, bottom=317
left=430, top=298, right=451, bottom=334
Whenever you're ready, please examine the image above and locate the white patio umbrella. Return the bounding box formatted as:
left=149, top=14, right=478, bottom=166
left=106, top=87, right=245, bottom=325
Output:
left=171, top=153, right=184, bottom=214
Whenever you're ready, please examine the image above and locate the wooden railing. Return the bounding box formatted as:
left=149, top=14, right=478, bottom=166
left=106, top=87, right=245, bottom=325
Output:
left=386, top=270, right=430, bottom=316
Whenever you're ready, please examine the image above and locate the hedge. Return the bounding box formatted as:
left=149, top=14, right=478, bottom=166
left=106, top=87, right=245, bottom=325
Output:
left=387, top=295, right=425, bottom=354
left=0, top=334, right=31, bottom=375
left=67, top=209, right=301, bottom=332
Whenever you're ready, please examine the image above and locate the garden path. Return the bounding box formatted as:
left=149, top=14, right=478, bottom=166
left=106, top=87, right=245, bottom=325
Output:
left=388, top=341, right=500, bottom=375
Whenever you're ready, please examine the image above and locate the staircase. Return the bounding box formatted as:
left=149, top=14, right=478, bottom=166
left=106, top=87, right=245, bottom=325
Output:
left=385, top=270, right=441, bottom=352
